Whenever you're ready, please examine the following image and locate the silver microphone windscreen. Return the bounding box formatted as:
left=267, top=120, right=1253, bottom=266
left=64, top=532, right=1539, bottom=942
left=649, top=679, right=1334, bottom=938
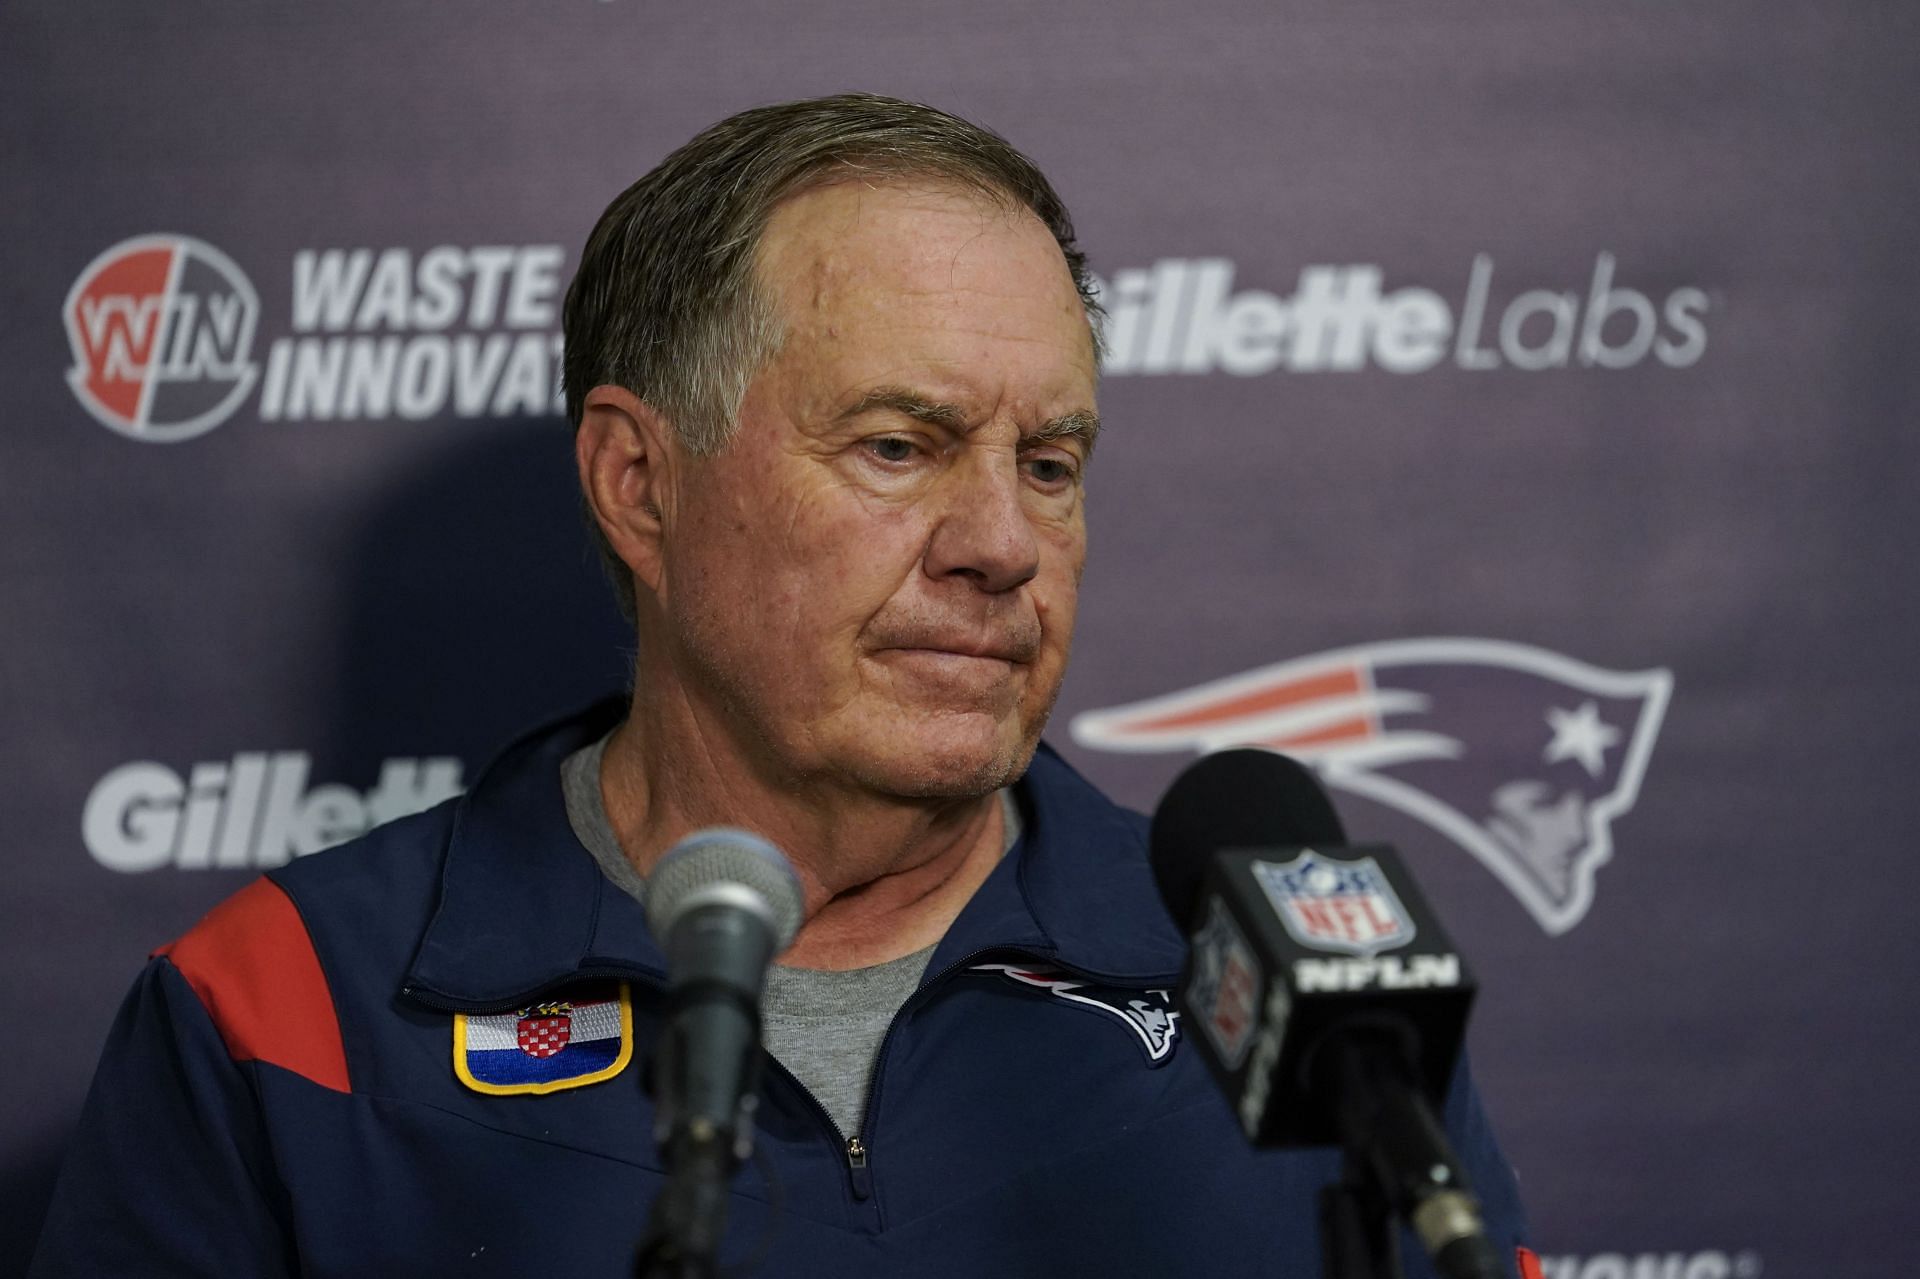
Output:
left=644, top=828, right=805, bottom=953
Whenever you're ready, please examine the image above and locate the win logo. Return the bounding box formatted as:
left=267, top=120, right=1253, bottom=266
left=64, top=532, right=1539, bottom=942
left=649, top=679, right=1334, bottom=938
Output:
left=63, top=234, right=260, bottom=442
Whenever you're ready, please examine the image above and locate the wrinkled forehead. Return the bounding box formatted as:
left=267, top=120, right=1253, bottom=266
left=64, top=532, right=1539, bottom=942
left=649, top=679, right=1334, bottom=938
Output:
left=752, top=179, right=1095, bottom=360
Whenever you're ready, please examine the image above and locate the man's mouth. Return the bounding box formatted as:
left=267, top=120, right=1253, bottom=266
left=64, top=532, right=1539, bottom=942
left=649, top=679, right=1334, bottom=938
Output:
left=871, top=636, right=1038, bottom=666
left=866, top=643, right=1035, bottom=694
left=877, top=647, right=1016, bottom=669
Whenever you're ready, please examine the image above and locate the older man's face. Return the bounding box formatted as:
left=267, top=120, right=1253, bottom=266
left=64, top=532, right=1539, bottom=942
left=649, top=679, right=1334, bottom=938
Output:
left=658, top=180, right=1097, bottom=799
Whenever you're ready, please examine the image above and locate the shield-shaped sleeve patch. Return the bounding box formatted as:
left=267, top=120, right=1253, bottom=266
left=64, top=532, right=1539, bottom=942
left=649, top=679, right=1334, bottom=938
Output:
left=453, top=981, right=634, bottom=1096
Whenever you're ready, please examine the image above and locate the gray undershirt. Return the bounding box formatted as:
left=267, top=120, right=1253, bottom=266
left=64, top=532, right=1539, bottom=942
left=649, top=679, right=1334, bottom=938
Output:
left=560, top=733, right=1020, bottom=1139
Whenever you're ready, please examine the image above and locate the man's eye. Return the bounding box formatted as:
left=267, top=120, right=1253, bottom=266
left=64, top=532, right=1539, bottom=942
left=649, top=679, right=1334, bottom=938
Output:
left=866, top=437, right=917, bottom=463
left=1024, top=456, right=1076, bottom=484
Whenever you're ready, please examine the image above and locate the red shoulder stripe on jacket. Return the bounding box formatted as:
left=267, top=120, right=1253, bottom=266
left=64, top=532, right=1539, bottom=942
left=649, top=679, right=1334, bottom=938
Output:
left=157, top=877, right=351, bottom=1093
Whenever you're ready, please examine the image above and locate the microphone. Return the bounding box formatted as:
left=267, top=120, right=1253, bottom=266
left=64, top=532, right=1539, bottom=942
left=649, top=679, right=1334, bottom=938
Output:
left=1151, top=750, right=1505, bottom=1279
left=637, top=829, right=804, bottom=1277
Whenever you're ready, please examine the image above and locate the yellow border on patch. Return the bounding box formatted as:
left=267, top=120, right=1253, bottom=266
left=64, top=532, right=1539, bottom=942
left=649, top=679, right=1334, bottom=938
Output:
left=453, top=981, right=635, bottom=1096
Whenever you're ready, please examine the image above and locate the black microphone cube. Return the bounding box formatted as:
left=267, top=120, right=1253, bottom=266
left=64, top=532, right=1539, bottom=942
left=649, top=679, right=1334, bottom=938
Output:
left=1178, top=843, right=1476, bottom=1148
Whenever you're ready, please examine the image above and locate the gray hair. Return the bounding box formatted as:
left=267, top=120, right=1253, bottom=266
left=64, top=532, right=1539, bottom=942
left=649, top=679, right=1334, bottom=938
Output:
left=562, top=92, right=1103, bottom=622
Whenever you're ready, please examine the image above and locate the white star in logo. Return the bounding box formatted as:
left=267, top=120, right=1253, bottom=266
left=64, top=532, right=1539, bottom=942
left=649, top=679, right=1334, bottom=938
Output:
left=1544, top=700, right=1621, bottom=778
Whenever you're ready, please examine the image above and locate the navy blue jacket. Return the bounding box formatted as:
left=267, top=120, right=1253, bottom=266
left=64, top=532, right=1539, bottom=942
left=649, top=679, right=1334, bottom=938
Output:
left=34, top=703, right=1530, bottom=1276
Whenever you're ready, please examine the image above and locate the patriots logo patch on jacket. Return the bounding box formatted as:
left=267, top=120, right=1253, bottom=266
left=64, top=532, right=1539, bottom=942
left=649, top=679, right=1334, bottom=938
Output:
left=972, top=963, right=1180, bottom=1065
left=453, top=981, right=633, bottom=1095
left=1070, top=637, right=1672, bottom=935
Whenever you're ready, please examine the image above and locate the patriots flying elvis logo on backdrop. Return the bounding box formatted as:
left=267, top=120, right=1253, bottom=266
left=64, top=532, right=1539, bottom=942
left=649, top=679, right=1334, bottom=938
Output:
left=1070, top=638, right=1672, bottom=935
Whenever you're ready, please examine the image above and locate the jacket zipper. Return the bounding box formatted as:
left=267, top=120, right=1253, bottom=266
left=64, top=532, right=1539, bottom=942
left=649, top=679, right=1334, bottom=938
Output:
left=844, top=1135, right=872, bottom=1199
left=754, top=1052, right=874, bottom=1201
left=841, top=944, right=1071, bottom=1212
left=849, top=946, right=1186, bottom=1204
left=753, top=945, right=1059, bottom=1211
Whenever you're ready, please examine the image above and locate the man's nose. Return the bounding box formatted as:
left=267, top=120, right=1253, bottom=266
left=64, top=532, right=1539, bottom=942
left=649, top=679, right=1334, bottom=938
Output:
left=922, top=451, right=1041, bottom=593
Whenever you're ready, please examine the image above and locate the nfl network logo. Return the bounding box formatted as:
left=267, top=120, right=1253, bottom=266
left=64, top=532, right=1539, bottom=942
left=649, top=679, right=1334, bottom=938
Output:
left=63, top=233, right=260, bottom=442
left=1251, top=851, right=1415, bottom=957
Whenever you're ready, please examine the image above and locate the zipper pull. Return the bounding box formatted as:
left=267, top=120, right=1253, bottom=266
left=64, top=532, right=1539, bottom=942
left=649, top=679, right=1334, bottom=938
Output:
left=845, top=1135, right=873, bottom=1201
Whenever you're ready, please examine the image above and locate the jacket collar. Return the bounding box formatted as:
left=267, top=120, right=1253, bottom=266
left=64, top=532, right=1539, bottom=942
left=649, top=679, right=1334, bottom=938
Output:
left=404, top=702, right=1185, bottom=1010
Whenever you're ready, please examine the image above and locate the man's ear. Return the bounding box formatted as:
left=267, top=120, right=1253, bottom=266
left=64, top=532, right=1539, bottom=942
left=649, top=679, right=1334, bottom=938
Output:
left=576, top=385, right=676, bottom=597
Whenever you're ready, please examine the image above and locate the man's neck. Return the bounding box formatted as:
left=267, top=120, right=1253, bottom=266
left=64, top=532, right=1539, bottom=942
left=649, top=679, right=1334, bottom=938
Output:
left=598, top=704, right=1010, bottom=971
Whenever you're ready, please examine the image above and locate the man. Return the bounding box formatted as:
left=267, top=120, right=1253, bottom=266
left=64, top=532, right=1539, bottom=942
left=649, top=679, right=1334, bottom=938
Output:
left=33, top=95, right=1528, bottom=1276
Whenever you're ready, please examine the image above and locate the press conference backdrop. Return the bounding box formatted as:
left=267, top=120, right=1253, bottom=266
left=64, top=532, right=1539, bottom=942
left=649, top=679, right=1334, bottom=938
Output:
left=5, top=4, right=1915, bottom=1275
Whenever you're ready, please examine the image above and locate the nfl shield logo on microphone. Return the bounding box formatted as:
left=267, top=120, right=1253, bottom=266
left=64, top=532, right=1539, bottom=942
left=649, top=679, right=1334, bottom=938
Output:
left=1251, top=851, right=1416, bottom=957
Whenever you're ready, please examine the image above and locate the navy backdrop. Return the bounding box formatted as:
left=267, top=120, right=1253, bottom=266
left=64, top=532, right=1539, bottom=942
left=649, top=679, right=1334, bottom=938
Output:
left=6, top=5, right=1918, bottom=1276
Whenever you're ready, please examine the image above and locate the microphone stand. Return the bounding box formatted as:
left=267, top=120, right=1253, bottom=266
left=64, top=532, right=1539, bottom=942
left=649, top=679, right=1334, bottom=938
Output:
left=634, top=1127, right=735, bottom=1279
left=1319, top=1155, right=1402, bottom=1279
left=632, top=995, right=763, bottom=1279
left=1311, top=1024, right=1505, bottom=1279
